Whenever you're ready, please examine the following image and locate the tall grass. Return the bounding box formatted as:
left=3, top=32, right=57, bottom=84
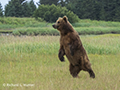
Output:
left=82, top=34, right=120, bottom=54
left=0, top=34, right=120, bottom=90
left=0, top=17, right=44, bottom=31
left=12, top=27, right=59, bottom=36
left=0, top=17, right=44, bottom=25
left=73, top=19, right=120, bottom=27
left=0, top=34, right=120, bottom=55
left=0, top=35, right=59, bottom=55
left=12, top=26, right=120, bottom=36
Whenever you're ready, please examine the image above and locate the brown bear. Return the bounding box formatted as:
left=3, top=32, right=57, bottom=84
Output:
left=52, top=16, right=95, bottom=78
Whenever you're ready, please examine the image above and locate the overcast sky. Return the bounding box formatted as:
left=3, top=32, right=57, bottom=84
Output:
left=1, top=0, right=39, bottom=10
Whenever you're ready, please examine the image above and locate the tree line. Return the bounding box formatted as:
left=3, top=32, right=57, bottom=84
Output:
left=0, top=0, right=120, bottom=22
left=0, top=0, right=36, bottom=17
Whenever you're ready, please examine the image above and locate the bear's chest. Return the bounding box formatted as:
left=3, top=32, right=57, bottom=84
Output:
left=60, top=36, right=71, bottom=47
left=60, top=36, right=72, bottom=56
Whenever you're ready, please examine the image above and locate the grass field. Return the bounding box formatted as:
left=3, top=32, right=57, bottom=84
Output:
left=0, top=34, right=120, bottom=90
left=0, top=17, right=120, bottom=35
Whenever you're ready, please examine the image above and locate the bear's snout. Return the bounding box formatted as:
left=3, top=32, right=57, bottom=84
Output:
left=52, top=24, right=55, bottom=28
left=52, top=24, right=58, bottom=29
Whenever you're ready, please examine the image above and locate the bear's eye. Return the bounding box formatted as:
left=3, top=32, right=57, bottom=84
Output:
left=58, top=21, right=60, bottom=23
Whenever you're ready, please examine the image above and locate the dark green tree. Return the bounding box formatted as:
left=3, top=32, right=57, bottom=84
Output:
left=66, top=0, right=120, bottom=21
left=29, top=0, right=36, bottom=16
left=99, top=0, right=106, bottom=20
left=22, top=0, right=36, bottom=17
left=66, top=0, right=98, bottom=19
left=114, top=0, right=120, bottom=21
left=34, top=4, right=79, bottom=23
left=38, top=0, right=59, bottom=5
left=37, top=0, right=71, bottom=7
left=5, top=0, right=36, bottom=17
left=0, top=2, right=3, bottom=16
left=5, top=0, right=25, bottom=17
left=22, top=1, right=31, bottom=17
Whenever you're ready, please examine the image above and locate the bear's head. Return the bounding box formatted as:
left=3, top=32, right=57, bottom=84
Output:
left=52, top=16, right=74, bottom=35
left=52, top=16, right=68, bottom=31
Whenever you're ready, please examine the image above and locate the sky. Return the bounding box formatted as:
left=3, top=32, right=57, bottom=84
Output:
left=0, top=0, right=39, bottom=10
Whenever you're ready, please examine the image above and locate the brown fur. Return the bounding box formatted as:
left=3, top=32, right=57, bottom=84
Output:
left=52, top=16, right=95, bottom=78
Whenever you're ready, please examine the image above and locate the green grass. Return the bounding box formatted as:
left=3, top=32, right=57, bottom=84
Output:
left=12, top=27, right=59, bottom=36
left=73, top=19, right=120, bottom=27
left=82, top=34, right=120, bottom=54
left=0, top=34, right=120, bottom=55
left=0, top=17, right=44, bottom=25
left=0, top=17, right=120, bottom=35
left=0, top=34, right=120, bottom=90
left=1, top=54, right=120, bottom=90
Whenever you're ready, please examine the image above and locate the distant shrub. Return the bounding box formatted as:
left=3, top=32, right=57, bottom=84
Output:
left=0, top=17, right=44, bottom=25
left=12, top=30, right=20, bottom=36
left=33, top=4, right=79, bottom=23
left=12, top=27, right=59, bottom=36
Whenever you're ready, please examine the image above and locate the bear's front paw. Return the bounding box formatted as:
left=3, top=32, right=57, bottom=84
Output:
left=60, top=56, right=65, bottom=62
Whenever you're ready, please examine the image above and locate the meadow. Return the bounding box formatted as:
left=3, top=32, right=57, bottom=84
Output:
left=0, top=17, right=120, bottom=35
left=0, top=34, right=120, bottom=90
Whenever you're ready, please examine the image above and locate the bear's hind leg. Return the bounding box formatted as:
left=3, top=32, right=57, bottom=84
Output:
left=88, top=69, right=95, bottom=78
left=84, top=62, right=95, bottom=78
left=69, top=63, right=81, bottom=78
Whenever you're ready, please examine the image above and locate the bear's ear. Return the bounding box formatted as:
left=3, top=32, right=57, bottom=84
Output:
left=63, top=16, right=68, bottom=23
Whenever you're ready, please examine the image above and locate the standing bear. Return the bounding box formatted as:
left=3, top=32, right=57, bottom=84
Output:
left=52, top=16, right=95, bottom=78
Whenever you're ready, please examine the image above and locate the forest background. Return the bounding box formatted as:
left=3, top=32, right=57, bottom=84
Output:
left=0, top=0, right=120, bottom=22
